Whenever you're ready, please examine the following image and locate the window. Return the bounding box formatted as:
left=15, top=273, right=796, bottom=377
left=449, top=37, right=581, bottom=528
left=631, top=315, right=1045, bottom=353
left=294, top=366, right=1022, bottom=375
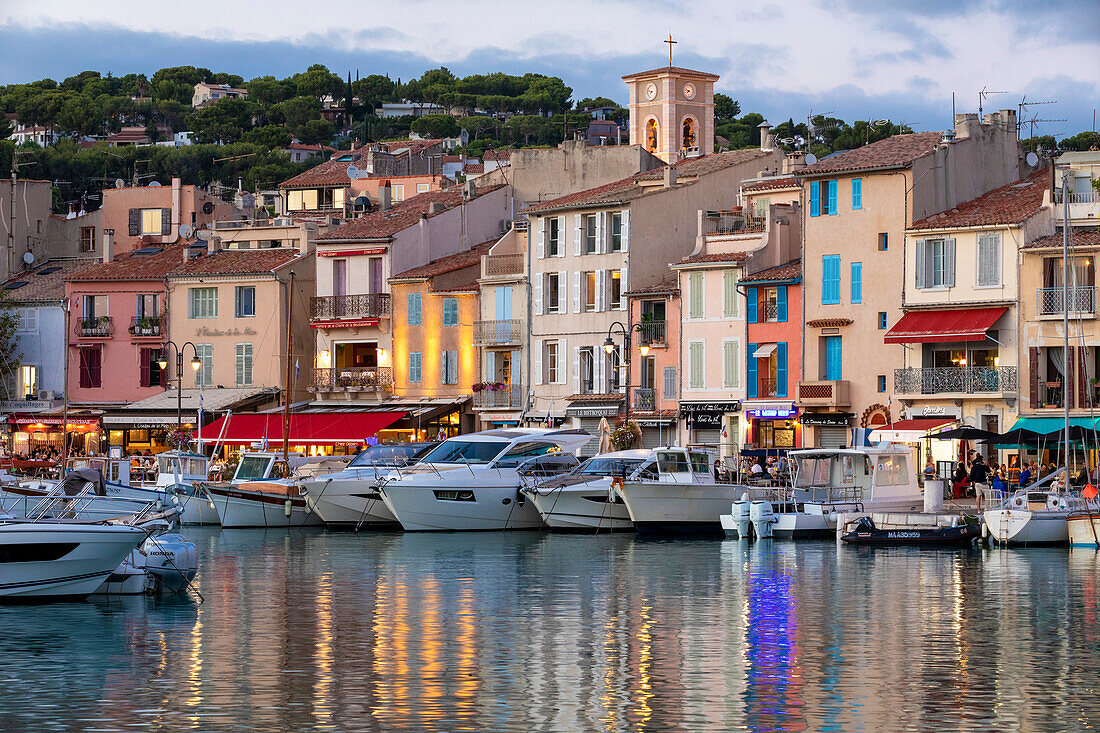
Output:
left=825, top=180, right=838, bottom=215
left=878, top=312, right=887, bottom=329
left=850, top=262, right=862, bottom=304
left=189, top=287, right=218, bottom=319
left=80, top=226, right=96, bottom=253
left=546, top=273, right=561, bottom=313
left=416, top=183, right=430, bottom=194
left=723, top=340, right=739, bottom=388
left=977, top=233, right=1000, bottom=287
left=583, top=214, right=597, bottom=254
left=822, top=255, right=841, bottom=304
left=753, top=197, right=770, bottom=219
left=82, top=294, right=107, bottom=319
left=723, top=270, right=739, bottom=317
left=441, top=350, right=458, bottom=384
left=877, top=375, right=886, bottom=393
left=392, top=184, right=405, bottom=202
left=235, top=286, right=256, bottom=318
left=547, top=217, right=561, bottom=257
left=15, top=308, right=37, bottom=333
left=194, top=344, right=213, bottom=387
left=689, top=341, right=704, bottom=389
left=408, top=352, right=422, bottom=383
left=688, top=272, right=704, bottom=318
left=18, top=365, right=37, bottom=399
left=442, top=297, right=459, bottom=326
left=140, top=209, right=163, bottom=236
left=610, top=213, right=623, bottom=252
left=139, top=348, right=166, bottom=388
left=824, top=336, right=842, bottom=381
left=545, top=341, right=559, bottom=384
left=663, top=366, right=677, bottom=400
left=584, top=272, right=597, bottom=312
left=78, top=347, right=101, bottom=388
left=606, top=347, right=621, bottom=391
left=756, top=286, right=787, bottom=323
left=810, top=181, right=820, bottom=217
left=810, top=180, right=837, bottom=216
left=235, top=343, right=253, bottom=386
left=878, top=233, right=888, bottom=251
left=852, top=178, right=863, bottom=210
left=610, top=271, right=622, bottom=310
left=915, top=238, right=956, bottom=289
left=580, top=347, right=594, bottom=393
left=134, top=294, right=158, bottom=320
left=407, top=293, right=422, bottom=325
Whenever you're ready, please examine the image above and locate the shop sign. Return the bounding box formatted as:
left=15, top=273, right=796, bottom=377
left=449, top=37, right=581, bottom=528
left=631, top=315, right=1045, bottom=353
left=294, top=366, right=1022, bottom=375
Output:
left=566, top=406, right=620, bottom=418
left=11, top=416, right=98, bottom=427
left=746, top=407, right=798, bottom=419
left=681, top=401, right=740, bottom=427
left=318, top=247, right=387, bottom=257
left=480, top=413, right=520, bottom=421
left=636, top=418, right=674, bottom=427
left=909, top=405, right=960, bottom=418
left=194, top=326, right=258, bottom=338
left=800, top=413, right=852, bottom=427
left=0, top=400, right=49, bottom=412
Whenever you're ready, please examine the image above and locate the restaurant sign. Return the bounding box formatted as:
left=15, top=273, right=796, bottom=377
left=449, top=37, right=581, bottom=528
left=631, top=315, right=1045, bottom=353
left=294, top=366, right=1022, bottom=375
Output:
left=566, top=406, right=621, bottom=418
left=680, top=401, right=741, bottom=427
left=800, top=412, right=853, bottom=427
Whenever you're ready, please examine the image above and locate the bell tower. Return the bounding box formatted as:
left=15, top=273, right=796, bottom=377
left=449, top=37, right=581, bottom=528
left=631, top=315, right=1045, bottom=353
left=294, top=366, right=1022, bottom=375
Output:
left=623, top=49, right=718, bottom=164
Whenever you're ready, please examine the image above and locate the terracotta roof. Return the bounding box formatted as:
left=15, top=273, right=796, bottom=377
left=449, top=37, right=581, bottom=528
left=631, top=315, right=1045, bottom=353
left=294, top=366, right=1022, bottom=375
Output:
left=280, top=140, right=443, bottom=188
left=740, top=259, right=802, bottom=282
left=798, top=132, right=942, bottom=176
left=622, top=66, right=720, bottom=80
left=169, top=248, right=300, bottom=277
left=391, top=241, right=493, bottom=281
left=66, top=244, right=189, bottom=282
left=482, top=150, right=513, bottom=161
left=910, top=169, right=1050, bottom=230
left=464, top=163, right=485, bottom=174
left=806, top=318, right=853, bottom=328
left=1023, top=229, right=1100, bottom=250
left=4, top=259, right=94, bottom=302
left=566, top=393, right=624, bottom=403
left=743, top=176, right=798, bottom=193
left=527, top=150, right=772, bottom=213
left=286, top=143, right=337, bottom=152
left=625, top=282, right=679, bottom=297
left=430, top=280, right=480, bottom=293
left=676, top=251, right=750, bottom=267
left=319, top=184, right=504, bottom=242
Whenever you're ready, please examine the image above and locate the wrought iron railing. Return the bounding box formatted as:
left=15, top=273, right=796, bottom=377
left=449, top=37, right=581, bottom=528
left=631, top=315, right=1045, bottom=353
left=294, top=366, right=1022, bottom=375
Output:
left=311, top=367, right=393, bottom=391
left=482, top=253, right=524, bottom=277
left=638, top=320, right=666, bottom=345
left=893, top=366, right=1018, bottom=395
left=310, top=294, right=391, bottom=320
left=128, top=315, right=164, bottom=338
left=473, top=384, right=524, bottom=409
left=1036, top=286, right=1095, bottom=315
left=76, top=316, right=112, bottom=338
left=756, top=378, right=779, bottom=398
left=704, top=212, right=767, bottom=236
left=760, top=304, right=780, bottom=322
left=633, top=388, right=656, bottom=411
left=1038, top=382, right=1064, bottom=408
left=473, top=319, right=522, bottom=344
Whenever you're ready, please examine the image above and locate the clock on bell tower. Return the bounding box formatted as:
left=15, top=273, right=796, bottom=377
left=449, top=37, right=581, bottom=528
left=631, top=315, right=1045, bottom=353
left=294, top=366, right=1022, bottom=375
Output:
left=623, top=60, right=718, bottom=164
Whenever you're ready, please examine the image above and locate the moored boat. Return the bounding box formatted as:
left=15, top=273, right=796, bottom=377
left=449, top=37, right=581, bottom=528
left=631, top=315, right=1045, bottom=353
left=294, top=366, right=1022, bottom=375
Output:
left=202, top=452, right=321, bottom=529
left=840, top=515, right=982, bottom=546
left=521, top=450, right=646, bottom=531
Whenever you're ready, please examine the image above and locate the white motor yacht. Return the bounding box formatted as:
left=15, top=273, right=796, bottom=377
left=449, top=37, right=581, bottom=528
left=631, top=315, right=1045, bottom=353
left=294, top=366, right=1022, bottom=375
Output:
left=522, top=450, right=648, bottom=531
left=301, top=442, right=438, bottom=528
left=984, top=473, right=1097, bottom=545
left=204, top=452, right=322, bottom=529
left=613, top=447, right=764, bottom=533
left=378, top=429, right=587, bottom=531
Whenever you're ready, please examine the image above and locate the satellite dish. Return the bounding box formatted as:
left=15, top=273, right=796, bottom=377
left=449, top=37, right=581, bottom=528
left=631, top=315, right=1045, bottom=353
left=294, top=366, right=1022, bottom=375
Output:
left=346, top=165, right=360, bottom=179
left=805, top=153, right=818, bottom=166
left=22, top=252, right=34, bottom=265
left=179, top=224, right=194, bottom=240
left=194, top=228, right=210, bottom=242
left=202, top=202, right=215, bottom=215
left=114, top=179, right=125, bottom=189
left=1026, top=151, right=1039, bottom=168
left=148, top=180, right=161, bottom=187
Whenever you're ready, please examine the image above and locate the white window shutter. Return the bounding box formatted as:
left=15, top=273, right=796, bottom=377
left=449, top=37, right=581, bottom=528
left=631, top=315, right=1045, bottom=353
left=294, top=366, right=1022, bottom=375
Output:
left=620, top=266, right=629, bottom=296
left=620, top=210, right=630, bottom=252
left=595, top=269, right=605, bottom=311
left=557, top=217, right=566, bottom=257
left=536, top=218, right=545, bottom=259
left=557, top=271, right=567, bottom=313
left=573, top=214, right=582, bottom=256
left=572, top=271, right=581, bottom=313
left=594, top=348, right=604, bottom=393
left=595, top=212, right=604, bottom=254
left=915, top=240, right=926, bottom=289
left=532, top=340, right=542, bottom=385
left=945, top=237, right=956, bottom=287
left=511, top=349, right=521, bottom=384
left=557, top=340, right=568, bottom=384
left=572, top=346, right=580, bottom=392
left=532, top=276, right=543, bottom=315
left=486, top=350, right=496, bottom=381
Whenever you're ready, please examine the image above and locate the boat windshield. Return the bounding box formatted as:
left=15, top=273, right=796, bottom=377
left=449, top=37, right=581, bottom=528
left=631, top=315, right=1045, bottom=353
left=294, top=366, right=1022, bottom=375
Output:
left=235, top=455, right=272, bottom=481
left=794, top=456, right=835, bottom=487
left=689, top=453, right=710, bottom=474
left=656, top=451, right=690, bottom=473
left=420, top=440, right=509, bottom=465
left=348, top=443, right=428, bottom=469
left=492, top=442, right=560, bottom=468
left=795, top=454, right=870, bottom=487
left=577, top=457, right=644, bottom=477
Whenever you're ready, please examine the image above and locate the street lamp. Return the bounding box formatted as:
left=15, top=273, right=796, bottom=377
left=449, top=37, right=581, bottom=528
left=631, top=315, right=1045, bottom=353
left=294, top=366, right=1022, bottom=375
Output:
left=602, top=321, right=652, bottom=419
left=159, top=340, right=203, bottom=427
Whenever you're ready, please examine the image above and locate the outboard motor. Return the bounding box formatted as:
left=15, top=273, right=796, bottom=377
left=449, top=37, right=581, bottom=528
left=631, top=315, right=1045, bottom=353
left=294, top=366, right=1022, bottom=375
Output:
left=732, top=500, right=752, bottom=539
left=140, top=533, right=198, bottom=594
left=749, top=501, right=777, bottom=539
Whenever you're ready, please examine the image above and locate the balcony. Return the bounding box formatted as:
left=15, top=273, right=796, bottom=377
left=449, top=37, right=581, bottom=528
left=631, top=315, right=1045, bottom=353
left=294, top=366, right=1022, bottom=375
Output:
left=310, top=367, right=393, bottom=392
left=1036, top=286, right=1096, bottom=316
left=703, top=211, right=766, bottom=237
left=637, top=320, right=666, bottom=346
left=481, top=253, right=524, bottom=278
left=473, top=384, right=524, bottom=409
left=473, top=319, right=522, bottom=344
left=76, top=316, right=112, bottom=339
left=1036, top=381, right=1064, bottom=409
left=755, top=378, right=779, bottom=399
left=128, top=315, right=165, bottom=339
left=633, top=388, right=656, bottom=411
left=310, top=294, right=391, bottom=321
left=797, top=380, right=851, bottom=407
left=893, top=366, right=1018, bottom=396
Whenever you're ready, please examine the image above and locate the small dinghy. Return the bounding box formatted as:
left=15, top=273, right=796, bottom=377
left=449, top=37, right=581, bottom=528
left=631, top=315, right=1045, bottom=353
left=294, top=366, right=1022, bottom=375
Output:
left=841, top=516, right=982, bottom=546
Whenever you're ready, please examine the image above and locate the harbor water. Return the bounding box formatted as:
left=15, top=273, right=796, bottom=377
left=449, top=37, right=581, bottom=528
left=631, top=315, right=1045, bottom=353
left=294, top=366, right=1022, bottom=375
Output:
left=2, top=528, right=1099, bottom=732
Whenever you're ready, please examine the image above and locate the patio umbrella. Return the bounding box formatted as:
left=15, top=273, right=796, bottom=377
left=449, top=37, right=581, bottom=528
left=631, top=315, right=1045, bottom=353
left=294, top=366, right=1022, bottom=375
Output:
left=933, top=426, right=1001, bottom=441
left=597, top=417, right=612, bottom=454
left=983, top=428, right=1045, bottom=447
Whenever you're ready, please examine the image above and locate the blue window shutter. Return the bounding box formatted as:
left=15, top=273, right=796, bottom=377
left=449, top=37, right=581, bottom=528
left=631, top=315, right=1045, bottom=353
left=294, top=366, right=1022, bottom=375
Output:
left=776, top=286, right=787, bottom=322
left=850, top=263, right=862, bottom=304
left=810, top=181, right=820, bottom=217
left=827, top=180, right=838, bottom=215
left=747, top=287, right=758, bottom=323
left=747, top=344, right=758, bottom=399
left=852, top=178, right=862, bottom=210
left=826, top=337, right=843, bottom=381
left=776, top=342, right=787, bottom=398
left=822, top=255, right=840, bottom=305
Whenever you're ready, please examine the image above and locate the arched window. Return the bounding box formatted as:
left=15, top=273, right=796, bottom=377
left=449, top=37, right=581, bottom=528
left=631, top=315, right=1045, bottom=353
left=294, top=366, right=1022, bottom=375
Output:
left=682, top=118, right=697, bottom=150
left=645, top=119, right=659, bottom=153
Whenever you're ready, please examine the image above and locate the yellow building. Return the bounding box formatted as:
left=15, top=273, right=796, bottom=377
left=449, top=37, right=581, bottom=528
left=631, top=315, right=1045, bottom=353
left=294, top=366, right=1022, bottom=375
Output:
left=388, top=242, right=491, bottom=437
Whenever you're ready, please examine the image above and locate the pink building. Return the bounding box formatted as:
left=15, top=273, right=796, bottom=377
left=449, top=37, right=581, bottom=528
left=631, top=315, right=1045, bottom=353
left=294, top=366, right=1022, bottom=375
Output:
left=99, top=178, right=234, bottom=255
left=627, top=283, right=681, bottom=448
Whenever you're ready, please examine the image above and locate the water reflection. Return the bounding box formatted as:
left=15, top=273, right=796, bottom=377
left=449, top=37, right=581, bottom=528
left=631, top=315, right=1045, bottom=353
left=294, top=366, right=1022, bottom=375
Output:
left=0, top=530, right=1097, bottom=732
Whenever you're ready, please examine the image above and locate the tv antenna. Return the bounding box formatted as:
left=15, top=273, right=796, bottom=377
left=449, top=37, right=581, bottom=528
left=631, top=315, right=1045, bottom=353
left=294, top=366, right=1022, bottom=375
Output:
left=978, top=86, right=1009, bottom=117
left=1024, top=113, right=1067, bottom=140
left=1017, top=95, right=1057, bottom=136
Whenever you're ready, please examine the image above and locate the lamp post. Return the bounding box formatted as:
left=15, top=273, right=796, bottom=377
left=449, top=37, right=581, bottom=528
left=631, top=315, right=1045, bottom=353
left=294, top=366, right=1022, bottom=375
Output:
left=602, top=321, right=651, bottom=421
left=158, top=341, right=203, bottom=428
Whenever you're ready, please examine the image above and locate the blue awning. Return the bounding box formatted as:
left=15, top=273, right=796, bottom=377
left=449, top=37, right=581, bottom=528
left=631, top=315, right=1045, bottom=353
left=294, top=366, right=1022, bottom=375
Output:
left=1007, top=417, right=1100, bottom=433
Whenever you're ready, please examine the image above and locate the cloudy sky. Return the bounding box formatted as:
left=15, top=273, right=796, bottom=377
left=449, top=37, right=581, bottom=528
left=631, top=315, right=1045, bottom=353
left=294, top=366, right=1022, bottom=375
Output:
left=3, top=0, right=1098, bottom=138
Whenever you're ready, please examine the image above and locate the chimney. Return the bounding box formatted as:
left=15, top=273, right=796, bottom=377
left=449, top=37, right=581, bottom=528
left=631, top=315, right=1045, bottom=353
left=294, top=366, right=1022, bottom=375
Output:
left=207, top=235, right=222, bottom=254
left=463, top=179, right=476, bottom=199
left=299, top=223, right=317, bottom=255
left=378, top=181, right=392, bottom=211
left=428, top=201, right=445, bottom=215
left=757, top=120, right=773, bottom=150
left=102, top=229, right=114, bottom=263
left=782, top=152, right=806, bottom=174
left=663, top=165, right=677, bottom=188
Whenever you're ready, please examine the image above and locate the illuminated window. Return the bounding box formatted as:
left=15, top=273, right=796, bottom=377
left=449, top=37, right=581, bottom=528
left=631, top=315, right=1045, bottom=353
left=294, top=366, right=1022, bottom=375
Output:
left=645, top=119, right=658, bottom=153
left=682, top=118, right=696, bottom=150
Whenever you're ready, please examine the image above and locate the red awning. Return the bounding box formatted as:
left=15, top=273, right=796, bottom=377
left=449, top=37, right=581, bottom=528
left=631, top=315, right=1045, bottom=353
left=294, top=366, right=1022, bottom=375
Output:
left=884, top=307, right=1007, bottom=344
left=193, top=412, right=406, bottom=444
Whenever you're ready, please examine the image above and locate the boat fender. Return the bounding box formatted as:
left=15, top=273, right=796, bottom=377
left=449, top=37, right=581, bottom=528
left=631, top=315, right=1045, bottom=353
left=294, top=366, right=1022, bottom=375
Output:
left=284, top=499, right=293, bottom=518
left=981, top=522, right=989, bottom=539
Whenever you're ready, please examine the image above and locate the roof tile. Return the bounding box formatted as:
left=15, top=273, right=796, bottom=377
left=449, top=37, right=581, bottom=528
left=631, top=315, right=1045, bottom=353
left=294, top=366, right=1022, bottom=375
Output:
left=910, top=168, right=1050, bottom=230
left=1023, top=229, right=1100, bottom=250
left=743, top=176, right=798, bottom=193
left=798, top=132, right=942, bottom=176
left=319, top=184, right=504, bottom=242
left=740, top=259, right=802, bottom=282
left=391, top=240, right=493, bottom=281
left=170, top=248, right=300, bottom=277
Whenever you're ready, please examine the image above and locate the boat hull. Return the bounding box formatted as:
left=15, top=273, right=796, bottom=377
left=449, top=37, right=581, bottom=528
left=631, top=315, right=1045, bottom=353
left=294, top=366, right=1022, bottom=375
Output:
left=841, top=523, right=982, bottom=546
left=301, top=478, right=398, bottom=528
left=381, top=483, right=544, bottom=532
left=524, top=485, right=633, bottom=532
left=0, top=523, right=148, bottom=601
left=206, top=486, right=323, bottom=529
left=616, top=482, right=766, bottom=534
left=1067, top=513, right=1100, bottom=548
left=984, top=509, right=1071, bottom=545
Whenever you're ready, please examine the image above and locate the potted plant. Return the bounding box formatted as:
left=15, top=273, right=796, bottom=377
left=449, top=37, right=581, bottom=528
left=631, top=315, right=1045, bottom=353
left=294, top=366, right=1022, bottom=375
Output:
left=610, top=420, right=642, bottom=451
left=166, top=429, right=192, bottom=450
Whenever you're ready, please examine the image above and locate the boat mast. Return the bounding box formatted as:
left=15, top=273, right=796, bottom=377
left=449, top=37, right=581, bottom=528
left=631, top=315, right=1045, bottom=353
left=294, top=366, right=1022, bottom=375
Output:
left=283, top=271, right=295, bottom=463
left=1062, top=169, right=1071, bottom=474
left=60, top=297, right=70, bottom=476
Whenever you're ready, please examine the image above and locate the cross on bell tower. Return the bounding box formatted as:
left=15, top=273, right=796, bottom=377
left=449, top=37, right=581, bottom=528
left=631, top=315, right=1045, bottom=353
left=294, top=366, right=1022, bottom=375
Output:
left=664, top=34, right=677, bottom=67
